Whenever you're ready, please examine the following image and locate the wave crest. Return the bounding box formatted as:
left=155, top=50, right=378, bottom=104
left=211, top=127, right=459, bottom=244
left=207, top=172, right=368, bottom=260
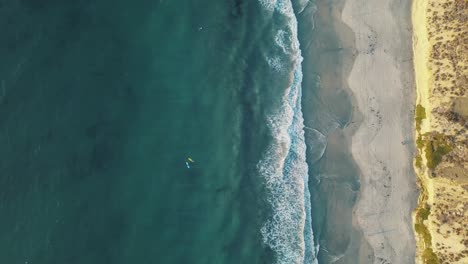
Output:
left=257, top=1, right=318, bottom=264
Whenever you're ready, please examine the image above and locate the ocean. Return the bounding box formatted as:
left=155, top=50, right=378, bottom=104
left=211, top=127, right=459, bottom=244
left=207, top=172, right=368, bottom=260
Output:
left=0, top=0, right=360, bottom=263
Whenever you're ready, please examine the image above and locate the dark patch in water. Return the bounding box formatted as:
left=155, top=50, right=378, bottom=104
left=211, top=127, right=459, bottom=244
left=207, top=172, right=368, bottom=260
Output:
left=85, top=122, right=103, bottom=139
left=90, top=140, right=113, bottom=171
left=231, top=0, right=244, bottom=18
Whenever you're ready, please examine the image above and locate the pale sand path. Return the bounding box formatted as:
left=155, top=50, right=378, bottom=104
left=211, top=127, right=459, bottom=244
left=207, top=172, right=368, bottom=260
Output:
left=342, top=0, right=418, bottom=263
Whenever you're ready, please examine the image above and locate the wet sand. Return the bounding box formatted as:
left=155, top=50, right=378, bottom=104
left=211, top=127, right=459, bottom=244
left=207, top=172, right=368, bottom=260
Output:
left=299, top=0, right=372, bottom=262
left=342, top=0, right=419, bottom=263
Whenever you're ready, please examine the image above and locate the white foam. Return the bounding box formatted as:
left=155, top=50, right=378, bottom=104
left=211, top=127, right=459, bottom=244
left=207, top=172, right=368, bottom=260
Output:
left=275, top=30, right=293, bottom=55
left=258, top=0, right=294, bottom=15
left=267, top=56, right=285, bottom=72
left=258, top=0, right=276, bottom=12
left=258, top=62, right=318, bottom=264
left=257, top=2, right=319, bottom=263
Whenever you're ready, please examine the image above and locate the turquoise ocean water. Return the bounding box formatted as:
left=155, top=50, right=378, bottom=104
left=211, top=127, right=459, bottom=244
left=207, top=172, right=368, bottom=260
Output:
left=0, top=0, right=355, bottom=263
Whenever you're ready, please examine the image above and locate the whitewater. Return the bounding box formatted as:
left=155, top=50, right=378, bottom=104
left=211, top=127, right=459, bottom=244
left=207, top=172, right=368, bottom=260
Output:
left=257, top=1, right=319, bottom=263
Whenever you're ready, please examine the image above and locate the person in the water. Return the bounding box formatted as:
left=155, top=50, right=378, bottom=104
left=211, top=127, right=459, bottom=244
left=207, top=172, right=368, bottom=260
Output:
left=185, top=157, right=195, bottom=168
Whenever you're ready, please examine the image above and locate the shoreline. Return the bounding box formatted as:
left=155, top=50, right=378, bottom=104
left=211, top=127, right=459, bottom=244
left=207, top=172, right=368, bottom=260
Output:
left=341, top=0, right=419, bottom=263
left=299, top=0, right=372, bottom=262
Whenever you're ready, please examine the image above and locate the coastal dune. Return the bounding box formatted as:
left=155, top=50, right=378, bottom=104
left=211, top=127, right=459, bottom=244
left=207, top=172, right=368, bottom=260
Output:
left=411, top=0, right=468, bottom=263
left=342, top=0, right=418, bottom=263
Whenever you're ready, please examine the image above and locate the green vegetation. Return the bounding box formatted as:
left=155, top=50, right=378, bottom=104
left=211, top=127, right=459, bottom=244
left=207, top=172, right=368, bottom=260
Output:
left=414, top=223, right=432, bottom=245
left=424, top=136, right=453, bottom=170
left=425, top=140, right=435, bottom=169
left=415, top=155, right=423, bottom=168
left=414, top=220, right=439, bottom=264
left=415, top=131, right=452, bottom=170
left=418, top=205, right=431, bottom=220
left=416, top=135, right=424, bottom=149
left=415, top=207, right=439, bottom=264
left=423, top=248, right=439, bottom=264
left=415, top=205, right=432, bottom=244
left=414, top=222, right=424, bottom=235
left=415, top=104, right=427, bottom=131
left=413, top=105, right=441, bottom=264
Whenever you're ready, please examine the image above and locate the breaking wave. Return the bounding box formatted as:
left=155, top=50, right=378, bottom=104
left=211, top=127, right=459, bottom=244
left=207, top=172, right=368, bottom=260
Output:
left=257, top=1, right=319, bottom=263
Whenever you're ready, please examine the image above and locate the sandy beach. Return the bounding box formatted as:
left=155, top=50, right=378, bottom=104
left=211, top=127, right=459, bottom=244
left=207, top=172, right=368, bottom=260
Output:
left=341, top=0, right=419, bottom=263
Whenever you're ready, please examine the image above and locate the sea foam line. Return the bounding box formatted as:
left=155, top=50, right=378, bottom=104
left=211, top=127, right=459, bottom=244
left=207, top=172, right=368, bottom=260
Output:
left=257, top=1, right=319, bottom=264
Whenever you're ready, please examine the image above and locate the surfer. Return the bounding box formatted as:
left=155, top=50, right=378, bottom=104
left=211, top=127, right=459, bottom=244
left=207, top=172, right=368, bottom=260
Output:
left=185, top=157, right=195, bottom=169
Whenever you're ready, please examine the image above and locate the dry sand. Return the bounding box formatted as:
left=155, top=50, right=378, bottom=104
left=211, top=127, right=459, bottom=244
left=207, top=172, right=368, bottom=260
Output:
left=341, top=0, right=419, bottom=263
